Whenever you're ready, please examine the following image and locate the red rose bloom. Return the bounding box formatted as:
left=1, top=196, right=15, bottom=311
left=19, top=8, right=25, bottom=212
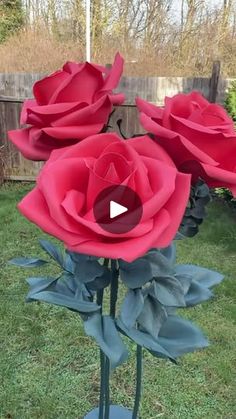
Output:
left=18, top=133, right=190, bottom=262
left=136, top=92, right=236, bottom=196
left=8, top=53, right=125, bottom=161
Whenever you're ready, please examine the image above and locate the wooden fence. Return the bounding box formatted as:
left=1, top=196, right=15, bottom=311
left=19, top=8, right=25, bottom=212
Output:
left=0, top=70, right=234, bottom=181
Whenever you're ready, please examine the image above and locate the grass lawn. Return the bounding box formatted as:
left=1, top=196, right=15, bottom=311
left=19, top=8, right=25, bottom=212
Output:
left=0, top=182, right=235, bottom=419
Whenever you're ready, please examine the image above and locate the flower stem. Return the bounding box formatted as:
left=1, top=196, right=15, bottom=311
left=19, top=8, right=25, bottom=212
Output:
left=110, top=259, right=119, bottom=319
left=132, top=345, right=143, bottom=419
left=104, top=260, right=119, bottom=418
left=97, top=259, right=119, bottom=419
left=104, top=356, right=110, bottom=419
left=97, top=258, right=109, bottom=419
left=98, top=350, right=105, bottom=419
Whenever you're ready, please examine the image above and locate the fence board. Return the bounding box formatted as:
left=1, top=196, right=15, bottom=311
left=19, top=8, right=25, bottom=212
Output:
left=0, top=72, right=234, bottom=181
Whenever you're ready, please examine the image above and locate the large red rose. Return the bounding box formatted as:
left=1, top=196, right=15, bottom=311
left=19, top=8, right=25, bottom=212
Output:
left=136, top=92, right=236, bottom=196
left=8, top=53, right=124, bottom=161
left=18, top=133, right=191, bottom=262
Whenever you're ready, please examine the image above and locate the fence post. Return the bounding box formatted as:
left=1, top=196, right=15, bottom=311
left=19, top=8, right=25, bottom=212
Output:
left=208, top=60, right=221, bottom=103
left=0, top=146, right=4, bottom=186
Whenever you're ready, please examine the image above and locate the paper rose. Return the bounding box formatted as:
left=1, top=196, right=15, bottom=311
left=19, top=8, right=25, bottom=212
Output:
left=8, top=53, right=125, bottom=161
left=18, top=132, right=191, bottom=262
left=136, top=92, right=236, bottom=196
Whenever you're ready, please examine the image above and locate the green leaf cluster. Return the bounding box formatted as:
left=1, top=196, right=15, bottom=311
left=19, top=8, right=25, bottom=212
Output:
left=179, top=179, right=211, bottom=238
left=0, top=0, right=24, bottom=43
left=225, top=80, right=236, bottom=122
left=9, top=240, right=223, bottom=370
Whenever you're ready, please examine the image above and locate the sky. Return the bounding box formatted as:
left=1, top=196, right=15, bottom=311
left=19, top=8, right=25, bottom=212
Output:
left=171, top=0, right=223, bottom=21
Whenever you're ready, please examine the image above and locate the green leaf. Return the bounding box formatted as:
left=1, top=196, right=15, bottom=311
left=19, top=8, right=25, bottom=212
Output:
left=74, top=259, right=106, bottom=284
left=84, top=314, right=128, bottom=369
left=119, top=258, right=152, bottom=288
left=137, top=295, right=167, bottom=339
left=119, top=248, right=173, bottom=289
left=64, top=253, right=75, bottom=274
left=175, top=264, right=224, bottom=289
left=152, top=276, right=186, bottom=307
left=86, top=269, right=112, bottom=291
left=160, top=243, right=176, bottom=266
left=157, top=315, right=209, bottom=357
left=28, top=290, right=100, bottom=313
left=147, top=249, right=174, bottom=276
left=26, top=277, right=57, bottom=296
left=179, top=224, right=199, bottom=238
left=116, top=318, right=173, bottom=361
left=185, top=280, right=213, bottom=306
left=9, top=257, right=48, bottom=267
left=174, top=273, right=192, bottom=294
left=39, top=239, right=65, bottom=267
left=120, top=289, right=144, bottom=329
left=190, top=205, right=207, bottom=219
left=195, top=181, right=210, bottom=198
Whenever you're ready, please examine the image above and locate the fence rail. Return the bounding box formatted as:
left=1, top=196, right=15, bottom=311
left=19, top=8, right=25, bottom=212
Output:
left=0, top=70, right=234, bottom=182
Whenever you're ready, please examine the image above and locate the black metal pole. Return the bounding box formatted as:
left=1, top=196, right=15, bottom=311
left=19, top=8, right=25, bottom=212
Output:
left=132, top=345, right=143, bottom=419
left=97, top=258, right=109, bottom=419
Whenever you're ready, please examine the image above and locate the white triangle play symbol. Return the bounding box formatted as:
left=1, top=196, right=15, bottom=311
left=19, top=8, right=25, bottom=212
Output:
left=110, top=200, right=128, bottom=219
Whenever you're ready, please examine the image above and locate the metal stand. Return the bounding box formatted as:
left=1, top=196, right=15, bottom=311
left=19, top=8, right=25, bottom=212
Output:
left=84, top=260, right=142, bottom=419
left=84, top=405, right=133, bottom=419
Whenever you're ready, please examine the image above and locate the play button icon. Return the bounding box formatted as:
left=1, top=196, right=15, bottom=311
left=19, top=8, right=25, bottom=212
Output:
left=110, top=201, right=128, bottom=219
left=93, top=185, right=143, bottom=234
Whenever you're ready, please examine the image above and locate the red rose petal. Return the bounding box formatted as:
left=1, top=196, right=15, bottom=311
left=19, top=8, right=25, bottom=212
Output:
left=33, top=70, right=68, bottom=105
left=8, top=128, right=50, bottom=161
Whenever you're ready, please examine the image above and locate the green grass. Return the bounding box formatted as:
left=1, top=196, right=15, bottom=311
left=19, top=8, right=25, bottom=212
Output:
left=0, top=182, right=235, bottom=419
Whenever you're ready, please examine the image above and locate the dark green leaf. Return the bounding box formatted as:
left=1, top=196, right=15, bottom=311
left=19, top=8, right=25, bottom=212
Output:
left=138, top=296, right=167, bottom=338
left=120, top=289, right=144, bottom=329
left=195, top=181, right=210, bottom=198
left=39, top=239, right=65, bottom=267
left=152, top=276, right=186, bottom=307
left=28, top=290, right=100, bottom=313
left=87, top=269, right=112, bottom=291
left=147, top=249, right=174, bottom=276
left=179, top=224, right=199, bottom=238
left=9, top=257, right=48, bottom=267
left=64, top=253, right=75, bottom=274
left=119, top=248, right=173, bottom=289
left=26, top=276, right=57, bottom=296
left=181, top=216, right=198, bottom=227
left=116, top=318, right=173, bottom=361
left=185, top=280, right=213, bottom=306
left=190, top=205, right=207, bottom=219
left=84, top=314, right=128, bottom=369
left=174, top=273, right=192, bottom=294
left=160, top=244, right=176, bottom=266
left=119, top=258, right=152, bottom=288
left=157, top=315, right=209, bottom=357
left=69, top=252, right=99, bottom=263
left=175, top=264, right=224, bottom=288
left=74, top=259, right=105, bottom=284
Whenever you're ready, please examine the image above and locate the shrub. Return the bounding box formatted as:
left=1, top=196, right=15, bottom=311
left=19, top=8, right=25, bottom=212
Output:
left=214, top=188, right=236, bottom=208
left=225, top=80, right=236, bottom=122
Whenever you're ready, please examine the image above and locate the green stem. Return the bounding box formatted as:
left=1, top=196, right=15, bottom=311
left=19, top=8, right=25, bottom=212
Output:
left=97, top=259, right=120, bottom=419
left=132, top=345, right=143, bottom=419
left=104, top=259, right=119, bottom=418
left=110, top=259, right=119, bottom=319
left=98, top=350, right=105, bottom=419
left=104, top=356, right=110, bottom=419
left=97, top=258, right=109, bottom=419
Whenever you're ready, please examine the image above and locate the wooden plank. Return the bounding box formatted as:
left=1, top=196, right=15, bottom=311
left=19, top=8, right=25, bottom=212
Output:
left=0, top=100, right=44, bottom=180
left=4, top=175, right=37, bottom=181
left=208, top=61, right=221, bottom=103
left=0, top=96, right=24, bottom=103
left=0, top=70, right=234, bottom=182
left=0, top=73, right=233, bottom=105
